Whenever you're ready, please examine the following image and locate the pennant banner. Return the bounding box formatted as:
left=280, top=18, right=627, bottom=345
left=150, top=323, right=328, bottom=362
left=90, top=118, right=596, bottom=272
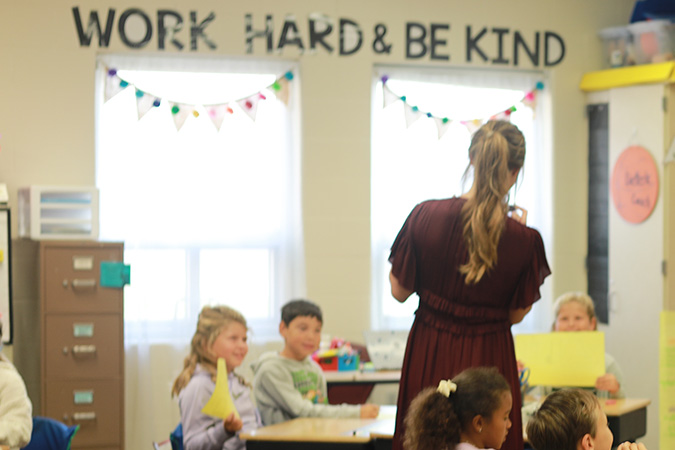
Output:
left=104, top=67, right=294, bottom=131
left=381, top=75, right=544, bottom=140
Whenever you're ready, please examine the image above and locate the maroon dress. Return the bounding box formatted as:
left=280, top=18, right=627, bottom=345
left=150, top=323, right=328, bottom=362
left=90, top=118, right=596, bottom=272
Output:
left=389, top=198, right=550, bottom=450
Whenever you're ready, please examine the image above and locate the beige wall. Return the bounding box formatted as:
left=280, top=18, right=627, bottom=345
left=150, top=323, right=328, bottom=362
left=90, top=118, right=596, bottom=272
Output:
left=1, top=0, right=644, bottom=445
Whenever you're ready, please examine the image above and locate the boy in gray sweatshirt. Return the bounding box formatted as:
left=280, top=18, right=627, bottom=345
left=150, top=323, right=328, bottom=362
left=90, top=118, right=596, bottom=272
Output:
left=252, top=299, right=380, bottom=425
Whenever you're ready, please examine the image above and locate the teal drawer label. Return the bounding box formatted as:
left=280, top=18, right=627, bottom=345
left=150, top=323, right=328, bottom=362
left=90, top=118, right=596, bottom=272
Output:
left=73, top=390, right=94, bottom=404
left=73, top=323, right=94, bottom=337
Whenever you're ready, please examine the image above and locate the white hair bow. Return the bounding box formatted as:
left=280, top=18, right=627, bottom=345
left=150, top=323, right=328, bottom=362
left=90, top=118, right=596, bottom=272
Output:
left=436, top=379, right=457, bottom=398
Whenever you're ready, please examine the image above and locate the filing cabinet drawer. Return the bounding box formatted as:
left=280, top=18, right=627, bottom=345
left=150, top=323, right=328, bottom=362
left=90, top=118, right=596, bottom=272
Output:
left=45, top=315, right=122, bottom=379
left=42, top=245, right=123, bottom=314
left=45, top=379, right=121, bottom=447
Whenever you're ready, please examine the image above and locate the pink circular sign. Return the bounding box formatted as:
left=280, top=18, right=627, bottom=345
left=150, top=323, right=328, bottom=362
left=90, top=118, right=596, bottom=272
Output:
left=610, top=145, right=659, bottom=224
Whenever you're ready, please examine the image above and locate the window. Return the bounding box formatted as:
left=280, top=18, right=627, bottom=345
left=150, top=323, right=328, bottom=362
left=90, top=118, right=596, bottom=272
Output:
left=371, top=67, right=552, bottom=332
left=95, top=56, right=304, bottom=343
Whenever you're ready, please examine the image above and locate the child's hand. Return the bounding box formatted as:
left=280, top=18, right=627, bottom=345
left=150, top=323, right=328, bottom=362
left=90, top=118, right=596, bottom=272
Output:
left=595, top=373, right=620, bottom=394
left=616, top=442, right=647, bottom=450
left=517, top=359, right=526, bottom=372
left=223, top=412, right=243, bottom=433
left=360, top=404, right=380, bottom=418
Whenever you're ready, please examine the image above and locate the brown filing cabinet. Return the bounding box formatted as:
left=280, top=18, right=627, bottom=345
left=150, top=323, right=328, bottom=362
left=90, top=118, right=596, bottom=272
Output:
left=37, top=241, right=125, bottom=450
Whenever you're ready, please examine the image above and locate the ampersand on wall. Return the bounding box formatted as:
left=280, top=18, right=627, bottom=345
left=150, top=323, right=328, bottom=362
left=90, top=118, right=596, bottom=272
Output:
left=610, top=145, right=659, bottom=224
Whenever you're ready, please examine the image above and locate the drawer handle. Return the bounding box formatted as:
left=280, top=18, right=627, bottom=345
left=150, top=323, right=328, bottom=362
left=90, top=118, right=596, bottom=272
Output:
left=73, top=412, right=97, bottom=421
left=72, top=279, right=97, bottom=289
left=72, top=345, right=97, bottom=355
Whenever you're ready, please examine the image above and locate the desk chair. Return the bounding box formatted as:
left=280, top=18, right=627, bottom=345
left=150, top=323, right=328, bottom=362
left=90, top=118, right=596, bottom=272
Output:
left=21, top=416, right=79, bottom=450
left=170, top=423, right=183, bottom=450
left=151, top=423, right=182, bottom=450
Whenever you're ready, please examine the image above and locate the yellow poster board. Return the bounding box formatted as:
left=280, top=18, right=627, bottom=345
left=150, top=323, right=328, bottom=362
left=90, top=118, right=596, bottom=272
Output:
left=660, top=311, right=675, bottom=448
left=514, top=331, right=605, bottom=387
left=201, top=358, right=240, bottom=420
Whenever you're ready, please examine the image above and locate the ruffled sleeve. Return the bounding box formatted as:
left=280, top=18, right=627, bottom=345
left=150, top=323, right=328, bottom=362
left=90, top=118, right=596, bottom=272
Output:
left=388, top=204, right=423, bottom=292
left=509, top=227, right=551, bottom=310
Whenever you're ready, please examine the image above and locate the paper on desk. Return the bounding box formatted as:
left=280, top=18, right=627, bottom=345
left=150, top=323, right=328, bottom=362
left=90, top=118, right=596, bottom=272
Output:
left=201, top=358, right=240, bottom=420
left=514, top=331, right=605, bottom=387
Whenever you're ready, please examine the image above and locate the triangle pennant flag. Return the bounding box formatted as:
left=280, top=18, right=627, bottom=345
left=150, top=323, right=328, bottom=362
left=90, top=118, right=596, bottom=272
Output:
left=135, top=89, right=161, bottom=120
left=433, top=117, right=452, bottom=140
left=205, top=104, right=233, bottom=131
left=104, top=72, right=129, bottom=102
left=169, top=102, right=192, bottom=131
left=404, top=103, right=424, bottom=128
left=490, top=110, right=512, bottom=122
left=522, top=90, right=537, bottom=110
left=462, top=119, right=484, bottom=135
left=201, top=358, right=240, bottom=420
left=270, top=77, right=290, bottom=105
left=237, top=94, right=264, bottom=121
left=383, top=85, right=399, bottom=108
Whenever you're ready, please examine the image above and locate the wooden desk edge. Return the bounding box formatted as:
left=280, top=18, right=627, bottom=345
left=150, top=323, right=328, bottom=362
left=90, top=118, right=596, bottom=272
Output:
left=240, top=432, right=371, bottom=443
left=324, top=370, right=401, bottom=383
left=602, top=398, right=651, bottom=416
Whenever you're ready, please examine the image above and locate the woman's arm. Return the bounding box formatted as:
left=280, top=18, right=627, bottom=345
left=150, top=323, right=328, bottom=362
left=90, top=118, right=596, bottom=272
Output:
left=509, top=305, right=532, bottom=324
left=389, top=270, right=414, bottom=303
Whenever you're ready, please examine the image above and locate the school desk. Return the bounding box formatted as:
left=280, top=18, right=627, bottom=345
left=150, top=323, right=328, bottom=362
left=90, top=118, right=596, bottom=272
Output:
left=241, top=405, right=396, bottom=450
left=325, top=370, right=401, bottom=405
left=602, top=398, right=651, bottom=447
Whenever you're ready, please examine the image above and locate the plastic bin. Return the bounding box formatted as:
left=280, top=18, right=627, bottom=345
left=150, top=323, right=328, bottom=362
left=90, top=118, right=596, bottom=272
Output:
left=18, top=186, right=99, bottom=240
left=598, top=26, right=635, bottom=67
left=628, top=19, right=675, bottom=64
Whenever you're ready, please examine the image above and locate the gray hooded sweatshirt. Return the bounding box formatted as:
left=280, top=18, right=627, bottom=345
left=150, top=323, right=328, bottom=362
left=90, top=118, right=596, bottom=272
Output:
left=251, top=351, right=361, bottom=425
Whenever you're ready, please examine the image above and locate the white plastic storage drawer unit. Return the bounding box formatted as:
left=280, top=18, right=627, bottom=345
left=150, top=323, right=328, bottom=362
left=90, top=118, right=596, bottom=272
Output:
left=18, top=186, right=99, bottom=240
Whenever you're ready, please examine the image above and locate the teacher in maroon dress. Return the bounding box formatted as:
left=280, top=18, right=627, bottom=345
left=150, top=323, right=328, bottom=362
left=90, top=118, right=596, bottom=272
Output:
left=389, top=120, right=551, bottom=450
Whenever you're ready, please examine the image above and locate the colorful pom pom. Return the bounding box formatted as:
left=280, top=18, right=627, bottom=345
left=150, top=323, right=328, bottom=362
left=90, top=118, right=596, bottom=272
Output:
left=284, top=71, right=294, bottom=80
left=119, top=80, right=129, bottom=88
left=152, top=99, right=161, bottom=107
left=536, top=81, right=544, bottom=90
left=108, top=68, right=117, bottom=77
left=171, top=105, right=180, bottom=115
left=272, top=81, right=281, bottom=91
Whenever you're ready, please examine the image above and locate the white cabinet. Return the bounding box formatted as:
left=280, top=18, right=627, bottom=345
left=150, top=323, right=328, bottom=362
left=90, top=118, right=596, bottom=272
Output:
left=582, top=65, right=675, bottom=450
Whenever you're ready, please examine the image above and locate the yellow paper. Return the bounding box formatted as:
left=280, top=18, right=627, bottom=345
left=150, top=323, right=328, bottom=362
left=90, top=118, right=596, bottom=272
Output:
left=514, top=331, right=605, bottom=387
left=659, top=311, right=675, bottom=447
left=201, top=358, right=240, bottom=419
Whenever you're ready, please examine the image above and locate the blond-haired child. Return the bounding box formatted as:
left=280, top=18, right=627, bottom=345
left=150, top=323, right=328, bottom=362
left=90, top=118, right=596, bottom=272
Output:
left=553, top=292, right=625, bottom=398
left=172, top=305, right=261, bottom=450
left=527, top=389, right=646, bottom=450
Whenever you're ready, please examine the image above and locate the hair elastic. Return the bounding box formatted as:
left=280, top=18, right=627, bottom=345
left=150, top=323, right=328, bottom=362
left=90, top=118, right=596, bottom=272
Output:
left=436, top=379, right=457, bottom=397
